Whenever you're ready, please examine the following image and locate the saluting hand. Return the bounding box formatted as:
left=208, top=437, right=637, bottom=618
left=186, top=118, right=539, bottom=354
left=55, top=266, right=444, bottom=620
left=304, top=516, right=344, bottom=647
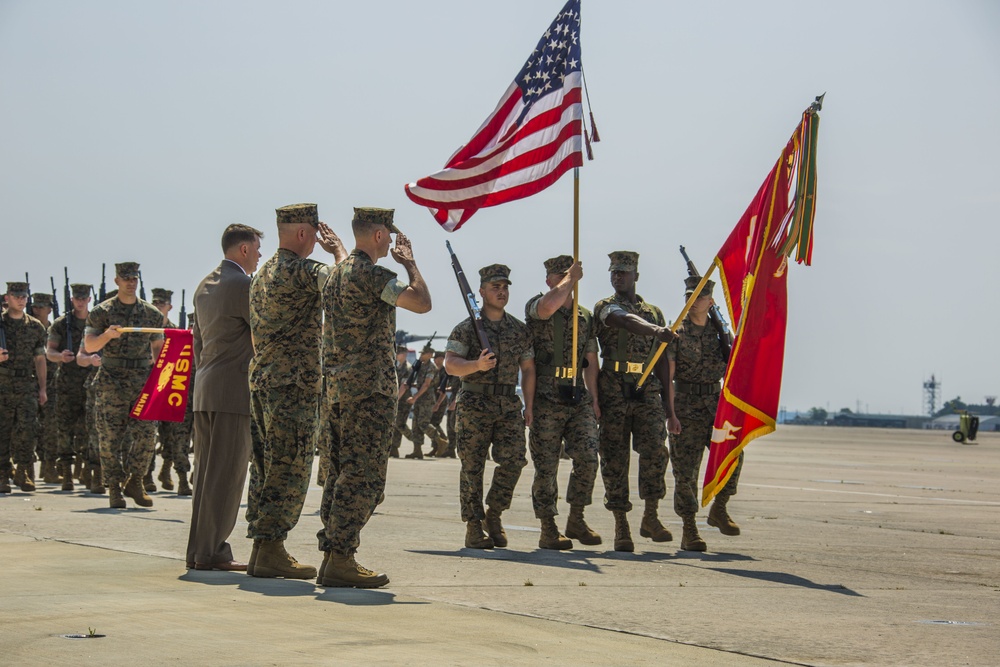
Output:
left=317, top=222, right=346, bottom=257
left=390, top=233, right=415, bottom=265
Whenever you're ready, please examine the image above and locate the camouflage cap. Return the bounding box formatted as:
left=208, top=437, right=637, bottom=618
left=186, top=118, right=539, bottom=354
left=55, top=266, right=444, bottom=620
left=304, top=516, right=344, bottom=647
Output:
left=608, top=251, right=639, bottom=272
left=396, top=345, right=409, bottom=355
left=353, top=207, right=400, bottom=234
left=434, top=350, right=445, bottom=359
left=276, top=203, right=319, bottom=227
left=71, top=283, right=93, bottom=299
left=6, top=282, right=29, bottom=296
left=479, top=264, right=512, bottom=285
left=31, top=293, right=54, bottom=307
left=151, top=288, right=173, bottom=303
left=543, top=255, right=573, bottom=275
left=116, top=262, right=140, bottom=279
left=421, top=340, right=434, bottom=355
left=684, top=276, right=715, bottom=297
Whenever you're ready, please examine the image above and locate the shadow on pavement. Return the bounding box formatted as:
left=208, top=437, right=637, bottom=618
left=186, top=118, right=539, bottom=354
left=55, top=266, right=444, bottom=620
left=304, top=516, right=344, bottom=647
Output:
left=708, top=567, right=864, bottom=596
left=178, top=571, right=427, bottom=605
left=407, top=547, right=755, bottom=573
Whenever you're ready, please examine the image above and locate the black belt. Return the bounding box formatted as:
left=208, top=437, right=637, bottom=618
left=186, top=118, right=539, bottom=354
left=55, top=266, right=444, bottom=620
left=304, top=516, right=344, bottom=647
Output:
left=675, top=380, right=721, bottom=396
left=461, top=382, right=516, bottom=397
left=101, top=358, right=152, bottom=369
left=0, top=367, right=31, bottom=378
left=602, top=360, right=646, bottom=375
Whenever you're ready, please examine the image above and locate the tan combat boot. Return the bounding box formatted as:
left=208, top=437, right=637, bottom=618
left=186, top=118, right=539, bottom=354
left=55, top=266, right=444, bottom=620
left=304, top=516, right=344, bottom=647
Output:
left=680, top=516, right=707, bottom=552
left=404, top=445, right=423, bottom=459
left=73, top=459, right=83, bottom=482
left=251, top=540, right=317, bottom=579
left=142, top=471, right=157, bottom=493
left=14, top=465, right=35, bottom=492
left=319, top=552, right=389, bottom=588
left=484, top=507, right=508, bottom=547
left=80, top=461, right=92, bottom=488
left=247, top=539, right=261, bottom=576
left=123, top=474, right=154, bottom=507
left=0, top=472, right=11, bottom=494
left=60, top=461, right=74, bottom=491
left=613, top=510, right=634, bottom=552
left=108, top=482, right=127, bottom=509
left=176, top=470, right=192, bottom=496
left=89, top=465, right=105, bottom=494
left=564, top=505, right=602, bottom=545
left=42, top=461, right=59, bottom=484
left=639, top=499, right=673, bottom=542
left=158, top=464, right=174, bottom=491
left=539, top=517, right=573, bottom=550
left=707, top=496, right=741, bottom=536
left=464, top=520, right=494, bottom=549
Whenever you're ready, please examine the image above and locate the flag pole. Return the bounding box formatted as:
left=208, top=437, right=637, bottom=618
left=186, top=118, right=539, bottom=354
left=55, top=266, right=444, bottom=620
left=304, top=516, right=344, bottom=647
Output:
left=572, top=168, right=580, bottom=386
left=635, top=266, right=717, bottom=389
left=118, top=327, right=168, bottom=333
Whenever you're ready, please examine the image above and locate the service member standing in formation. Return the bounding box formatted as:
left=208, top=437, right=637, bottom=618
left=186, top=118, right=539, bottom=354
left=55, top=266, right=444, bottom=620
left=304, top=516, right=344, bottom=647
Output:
left=47, top=283, right=100, bottom=491
left=389, top=345, right=411, bottom=458
left=403, top=342, right=437, bottom=459
left=145, top=287, right=193, bottom=495
left=425, top=350, right=453, bottom=457
left=30, top=293, right=60, bottom=484
left=666, top=276, right=742, bottom=551
left=593, top=251, right=677, bottom=552
left=445, top=264, right=535, bottom=550
left=525, top=255, right=602, bottom=550
left=186, top=223, right=263, bottom=572
left=84, top=262, right=164, bottom=509
left=247, top=203, right=346, bottom=580
left=317, top=207, right=430, bottom=588
left=0, top=281, right=48, bottom=493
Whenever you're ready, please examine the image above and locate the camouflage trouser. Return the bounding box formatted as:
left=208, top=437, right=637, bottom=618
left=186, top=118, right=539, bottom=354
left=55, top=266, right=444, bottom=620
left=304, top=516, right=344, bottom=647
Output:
left=83, top=376, right=101, bottom=466
left=151, top=410, right=193, bottom=474
left=0, top=378, right=40, bottom=473
left=317, top=394, right=393, bottom=555
left=390, top=394, right=411, bottom=452
left=55, top=377, right=88, bottom=463
left=246, top=383, right=316, bottom=542
left=669, top=394, right=742, bottom=517
left=456, top=395, right=527, bottom=522
left=36, top=392, right=59, bottom=462
left=409, top=397, right=435, bottom=448
left=528, top=394, right=599, bottom=518
left=447, top=405, right=457, bottom=450
left=597, top=371, right=669, bottom=512
left=428, top=398, right=448, bottom=441
left=93, top=368, right=157, bottom=485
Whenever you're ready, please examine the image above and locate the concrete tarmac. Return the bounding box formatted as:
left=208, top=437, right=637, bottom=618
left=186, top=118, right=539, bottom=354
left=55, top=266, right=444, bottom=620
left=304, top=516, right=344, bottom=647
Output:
left=1, top=426, right=997, bottom=666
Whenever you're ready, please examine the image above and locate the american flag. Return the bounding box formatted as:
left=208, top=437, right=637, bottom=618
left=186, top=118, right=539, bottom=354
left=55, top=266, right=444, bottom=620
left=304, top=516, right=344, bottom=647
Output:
left=405, top=0, right=584, bottom=232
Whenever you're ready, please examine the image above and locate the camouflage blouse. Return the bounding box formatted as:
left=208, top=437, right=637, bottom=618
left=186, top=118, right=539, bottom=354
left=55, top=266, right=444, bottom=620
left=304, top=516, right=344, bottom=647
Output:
left=85, top=298, right=163, bottom=360
left=667, top=318, right=728, bottom=385
left=322, top=250, right=407, bottom=404
left=446, top=312, right=532, bottom=387
left=593, top=292, right=665, bottom=393
left=525, top=294, right=597, bottom=400
left=48, top=313, right=90, bottom=383
left=0, top=312, right=46, bottom=378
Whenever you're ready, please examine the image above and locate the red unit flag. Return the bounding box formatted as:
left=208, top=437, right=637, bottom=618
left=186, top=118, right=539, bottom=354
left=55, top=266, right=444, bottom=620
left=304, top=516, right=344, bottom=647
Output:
left=130, top=328, right=194, bottom=422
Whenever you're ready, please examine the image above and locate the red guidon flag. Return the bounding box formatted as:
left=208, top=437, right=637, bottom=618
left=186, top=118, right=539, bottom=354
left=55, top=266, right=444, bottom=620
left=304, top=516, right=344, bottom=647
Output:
left=131, top=328, right=193, bottom=422
left=703, top=102, right=821, bottom=506
left=404, top=0, right=584, bottom=231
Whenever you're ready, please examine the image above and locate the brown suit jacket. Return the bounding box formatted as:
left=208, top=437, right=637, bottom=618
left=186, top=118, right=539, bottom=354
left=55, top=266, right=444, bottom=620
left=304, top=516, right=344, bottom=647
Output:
left=192, top=260, right=253, bottom=415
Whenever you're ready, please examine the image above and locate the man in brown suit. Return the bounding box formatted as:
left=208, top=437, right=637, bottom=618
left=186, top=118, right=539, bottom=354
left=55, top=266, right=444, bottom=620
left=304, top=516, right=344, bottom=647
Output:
left=185, top=224, right=263, bottom=571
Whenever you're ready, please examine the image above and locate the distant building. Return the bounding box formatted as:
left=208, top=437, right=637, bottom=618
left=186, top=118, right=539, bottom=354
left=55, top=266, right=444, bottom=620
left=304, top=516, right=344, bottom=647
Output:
left=926, top=414, right=1000, bottom=432
left=829, top=412, right=930, bottom=429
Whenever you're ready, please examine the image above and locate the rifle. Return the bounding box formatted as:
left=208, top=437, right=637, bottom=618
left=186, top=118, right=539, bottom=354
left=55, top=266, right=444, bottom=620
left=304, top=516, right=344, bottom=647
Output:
left=138, top=270, right=146, bottom=301
left=445, top=241, right=493, bottom=355
left=50, top=276, right=60, bottom=318
left=679, top=245, right=732, bottom=360
left=99, top=264, right=107, bottom=301
left=25, top=272, right=32, bottom=311
left=63, top=268, right=73, bottom=352
left=179, top=289, right=187, bottom=329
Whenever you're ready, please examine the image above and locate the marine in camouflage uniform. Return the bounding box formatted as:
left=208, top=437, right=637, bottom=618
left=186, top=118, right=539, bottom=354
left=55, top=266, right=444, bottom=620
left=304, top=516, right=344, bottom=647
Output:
left=84, top=263, right=164, bottom=508
left=388, top=345, right=411, bottom=458
left=247, top=203, right=345, bottom=580
left=403, top=343, right=436, bottom=458
left=444, top=374, right=460, bottom=457
left=525, top=255, right=602, bottom=549
left=145, top=288, right=193, bottom=495
left=425, top=350, right=453, bottom=456
left=445, top=264, right=535, bottom=550
left=667, top=276, right=743, bottom=551
left=30, top=293, right=60, bottom=484
left=47, top=283, right=99, bottom=491
left=316, top=206, right=430, bottom=588
left=0, top=281, right=48, bottom=493
left=593, top=251, right=678, bottom=552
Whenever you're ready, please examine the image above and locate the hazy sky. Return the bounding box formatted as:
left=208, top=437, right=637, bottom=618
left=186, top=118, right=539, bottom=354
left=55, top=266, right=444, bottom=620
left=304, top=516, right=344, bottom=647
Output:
left=2, top=1, right=997, bottom=416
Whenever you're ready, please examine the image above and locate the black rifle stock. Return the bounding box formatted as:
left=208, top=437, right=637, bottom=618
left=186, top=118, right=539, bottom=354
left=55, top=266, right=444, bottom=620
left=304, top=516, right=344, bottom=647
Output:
left=50, top=276, right=60, bottom=318
left=25, top=272, right=32, bottom=311
left=679, top=245, right=733, bottom=360
left=99, top=264, right=107, bottom=301
left=445, top=241, right=493, bottom=355
left=179, top=289, right=187, bottom=329
left=138, top=271, right=146, bottom=301
left=63, top=268, right=72, bottom=351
